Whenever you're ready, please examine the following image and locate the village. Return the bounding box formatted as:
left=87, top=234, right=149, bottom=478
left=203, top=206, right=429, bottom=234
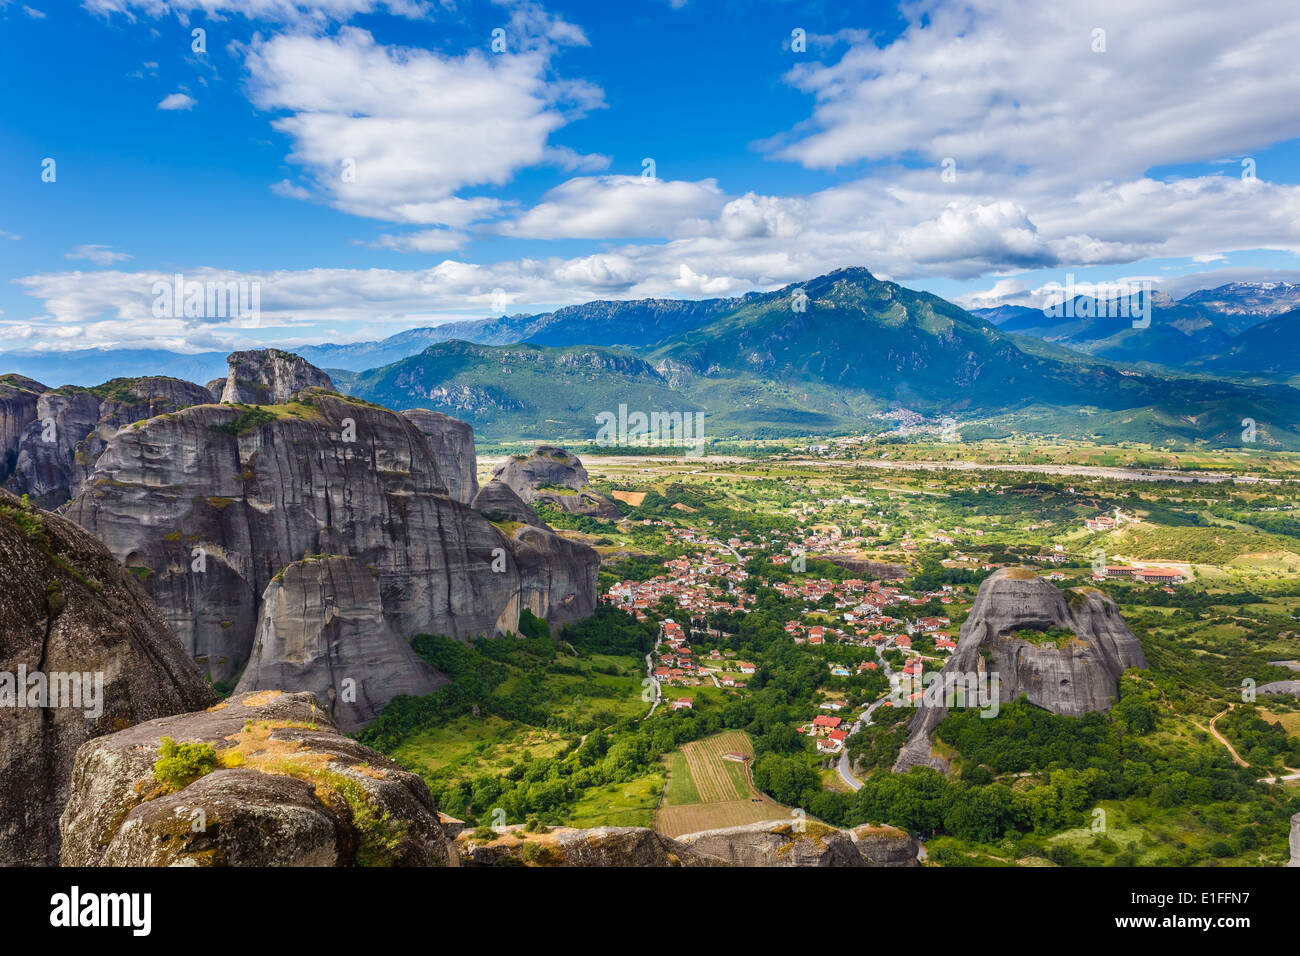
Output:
left=599, top=494, right=1190, bottom=760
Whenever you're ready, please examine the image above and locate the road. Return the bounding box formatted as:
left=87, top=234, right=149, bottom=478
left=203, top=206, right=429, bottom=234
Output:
left=643, top=647, right=661, bottom=719
left=836, top=639, right=899, bottom=791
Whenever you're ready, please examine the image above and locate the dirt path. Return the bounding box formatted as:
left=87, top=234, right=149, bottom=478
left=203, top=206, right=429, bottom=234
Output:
left=1199, top=707, right=1249, bottom=768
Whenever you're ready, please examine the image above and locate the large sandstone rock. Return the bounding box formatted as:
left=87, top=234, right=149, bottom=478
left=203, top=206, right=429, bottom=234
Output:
left=457, top=825, right=691, bottom=867
left=676, top=820, right=862, bottom=866
left=401, top=408, right=479, bottom=505
left=234, top=556, right=446, bottom=732
left=848, top=823, right=924, bottom=865
left=0, top=374, right=47, bottom=482
left=220, top=348, right=333, bottom=405
left=493, top=445, right=620, bottom=520
left=5, top=377, right=213, bottom=509
left=67, top=383, right=598, bottom=681
left=455, top=819, right=920, bottom=867
left=894, top=567, right=1147, bottom=772
left=472, top=480, right=600, bottom=626
left=471, top=478, right=547, bottom=528
left=1257, top=680, right=1300, bottom=698
left=60, top=691, right=449, bottom=866
left=0, top=489, right=215, bottom=865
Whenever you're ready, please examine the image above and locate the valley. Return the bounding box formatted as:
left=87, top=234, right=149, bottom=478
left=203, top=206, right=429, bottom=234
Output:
left=357, top=444, right=1300, bottom=867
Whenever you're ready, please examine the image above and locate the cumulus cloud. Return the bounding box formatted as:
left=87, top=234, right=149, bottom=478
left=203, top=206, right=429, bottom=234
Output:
left=498, top=175, right=726, bottom=239
left=243, top=25, right=601, bottom=226
left=156, top=91, right=196, bottom=110
left=367, top=229, right=469, bottom=253
left=767, top=0, right=1300, bottom=182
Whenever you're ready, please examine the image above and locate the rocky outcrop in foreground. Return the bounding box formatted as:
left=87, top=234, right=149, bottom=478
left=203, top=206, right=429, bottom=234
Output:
left=454, top=819, right=919, bottom=867
left=5, top=376, right=213, bottom=509
left=493, top=445, right=620, bottom=519
left=234, top=556, right=446, bottom=732
left=895, top=567, right=1147, bottom=772
left=401, top=408, right=479, bottom=505
left=0, top=490, right=215, bottom=865
left=676, top=820, right=919, bottom=866
left=60, top=691, right=449, bottom=867
left=221, top=348, right=334, bottom=405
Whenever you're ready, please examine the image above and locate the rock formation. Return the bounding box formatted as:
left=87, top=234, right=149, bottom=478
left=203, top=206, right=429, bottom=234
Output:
left=205, top=378, right=227, bottom=401
left=401, top=408, right=479, bottom=504
left=0, top=374, right=46, bottom=482
left=5, top=377, right=214, bottom=509
left=821, top=555, right=908, bottom=581
left=220, top=348, right=334, bottom=405
left=1290, top=813, right=1299, bottom=867
left=457, top=825, right=690, bottom=867
left=471, top=480, right=599, bottom=626
left=894, top=568, right=1147, bottom=772
left=0, top=489, right=215, bottom=865
left=676, top=819, right=918, bottom=866
left=471, top=479, right=548, bottom=528
left=454, top=819, right=919, bottom=867
left=234, top=556, right=446, bottom=731
left=66, top=361, right=599, bottom=682
left=493, top=445, right=620, bottom=519
left=1257, top=680, right=1300, bottom=698
left=60, top=691, right=449, bottom=866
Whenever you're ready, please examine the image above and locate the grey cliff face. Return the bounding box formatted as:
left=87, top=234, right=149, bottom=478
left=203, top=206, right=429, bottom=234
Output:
left=400, top=408, right=479, bottom=504
left=0, top=489, right=215, bottom=865
left=493, top=444, right=621, bottom=520
left=894, top=567, right=1147, bottom=773
left=220, top=348, right=334, bottom=405
left=66, top=385, right=598, bottom=682
left=59, top=691, right=449, bottom=867
left=472, top=479, right=600, bottom=626
left=234, top=556, right=447, bottom=732
left=1291, top=813, right=1299, bottom=867
left=5, top=377, right=214, bottom=509
left=0, top=374, right=47, bottom=483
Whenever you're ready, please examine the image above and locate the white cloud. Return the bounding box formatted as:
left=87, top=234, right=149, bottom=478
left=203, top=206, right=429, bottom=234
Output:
left=66, top=244, right=133, bottom=265
left=157, top=91, right=196, bottom=110
left=23, top=5, right=46, bottom=17
left=768, top=0, right=1300, bottom=184
left=498, top=175, right=726, bottom=239
left=82, top=0, right=431, bottom=24
left=243, top=25, right=600, bottom=226
left=367, top=229, right=469, bottom=253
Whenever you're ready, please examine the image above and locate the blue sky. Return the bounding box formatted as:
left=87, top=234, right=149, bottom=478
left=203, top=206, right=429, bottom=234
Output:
left=3, top=0, right=1300, bottom=355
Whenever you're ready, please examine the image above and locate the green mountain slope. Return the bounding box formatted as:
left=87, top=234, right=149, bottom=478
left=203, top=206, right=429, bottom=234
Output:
left=338, top=340, right=702, bottom=442
left=336, top=268, right=1300, bottom=449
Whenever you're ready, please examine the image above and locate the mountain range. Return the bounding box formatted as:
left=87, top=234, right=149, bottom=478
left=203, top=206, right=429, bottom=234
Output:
left=7, top=270, right=1300, bottom=448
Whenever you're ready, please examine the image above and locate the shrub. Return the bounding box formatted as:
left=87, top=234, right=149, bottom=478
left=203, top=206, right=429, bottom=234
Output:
left=152, top=737, right=218, bottom=792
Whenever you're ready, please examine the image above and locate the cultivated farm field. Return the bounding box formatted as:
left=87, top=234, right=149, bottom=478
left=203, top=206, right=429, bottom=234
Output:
left=655, top=731, right=791, bottom=837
